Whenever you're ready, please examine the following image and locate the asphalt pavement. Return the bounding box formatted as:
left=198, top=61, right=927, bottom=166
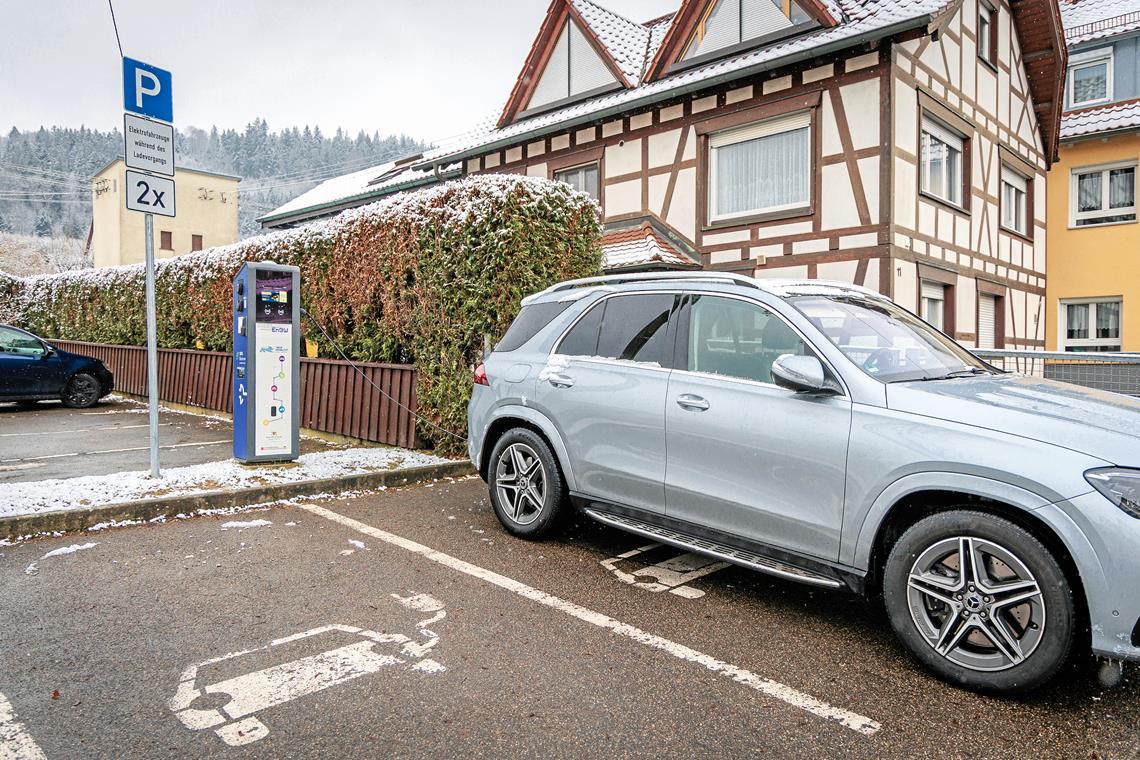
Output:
left=0, top=396, right=335, bottom=483
left=0, top=477, right=1137, bottom=758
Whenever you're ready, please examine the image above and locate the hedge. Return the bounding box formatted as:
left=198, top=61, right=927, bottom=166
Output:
left=6, top=175, right=603, bottom=453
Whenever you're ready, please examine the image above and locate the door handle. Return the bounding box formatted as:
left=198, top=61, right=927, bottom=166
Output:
left=676, top=394, right=709, bottom=411
left=546, top=373, right=575, bottom=389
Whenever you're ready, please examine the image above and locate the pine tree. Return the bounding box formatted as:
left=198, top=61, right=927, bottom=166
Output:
left=34, top=212, right=52, bottom=237
left=0, top=212, right=11, bottom=233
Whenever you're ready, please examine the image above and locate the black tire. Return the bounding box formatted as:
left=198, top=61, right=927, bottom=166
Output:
left=61, top=373, right=103, bottom=409
left=883, top=510, right=1075, bottom=694
left=487, top=428, right=568, bottom=540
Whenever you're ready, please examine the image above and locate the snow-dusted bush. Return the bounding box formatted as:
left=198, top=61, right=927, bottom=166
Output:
left=0, top=270, right=24, bottom=324
left=13, top=175, right=603, bottom=451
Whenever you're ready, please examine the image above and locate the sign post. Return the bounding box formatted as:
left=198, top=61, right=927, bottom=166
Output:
left=122, top=56, right=175, bottom=478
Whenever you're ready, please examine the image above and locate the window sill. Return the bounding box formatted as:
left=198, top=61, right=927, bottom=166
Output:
left=978, top=56, right=998, bottom=74
left=999, top=224, right=1033, bottom=244
left=919, top=191, right=969, bottom=216
left=1070, top=98, right=1112, bottom=110
left=703, top=205, right=813, bottom=231
left=1067, top=217, right=1138, bottom=230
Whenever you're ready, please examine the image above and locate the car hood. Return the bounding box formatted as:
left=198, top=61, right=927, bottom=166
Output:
left=887, top=373, right=1140, bottom=466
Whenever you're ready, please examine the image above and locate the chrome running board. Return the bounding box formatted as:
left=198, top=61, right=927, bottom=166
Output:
left=583, top=508, right=844, bottom=589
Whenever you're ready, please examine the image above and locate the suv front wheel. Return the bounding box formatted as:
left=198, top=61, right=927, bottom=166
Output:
left=883, top=510, right=1076, bottom=693
left=487, top=428, right=568, bottom=539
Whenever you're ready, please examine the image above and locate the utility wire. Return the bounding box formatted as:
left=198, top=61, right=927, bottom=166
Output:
left=107, top=0, right=124, bottom=58
left=302, top=309, right=467, bottom=444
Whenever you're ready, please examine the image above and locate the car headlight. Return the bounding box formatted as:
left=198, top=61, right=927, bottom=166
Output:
left=1085, top=468, right=1140, bottom=519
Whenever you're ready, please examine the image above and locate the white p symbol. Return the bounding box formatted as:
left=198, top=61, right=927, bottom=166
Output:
left=135, top=68, right=161, bottom=108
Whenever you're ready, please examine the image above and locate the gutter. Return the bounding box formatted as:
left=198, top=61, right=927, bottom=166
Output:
left=412, top=15, right=934, bottom=172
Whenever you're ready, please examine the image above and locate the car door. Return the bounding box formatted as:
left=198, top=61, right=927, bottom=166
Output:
left=663, top=294, right=852, bottom=561
left=534, top=292, right=678, bottom=515
left=0, top=326, right=59, bottom=397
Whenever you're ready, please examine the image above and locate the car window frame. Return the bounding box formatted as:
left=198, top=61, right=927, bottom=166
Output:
left=551, top=290, right=682, bottom=372
left=671, top=292, right=849, bottom=397
left=0, top=326, right=48, bottom=357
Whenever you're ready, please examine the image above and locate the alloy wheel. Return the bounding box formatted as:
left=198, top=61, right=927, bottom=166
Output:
left=494, top=443, right=547, bottom=526
left=65, top=375, right=100, bottom=407
left=906, top=536, right=1046, bottom=672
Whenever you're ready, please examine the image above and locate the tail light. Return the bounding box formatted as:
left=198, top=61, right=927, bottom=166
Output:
left=473, top=362, right=489, bottom=386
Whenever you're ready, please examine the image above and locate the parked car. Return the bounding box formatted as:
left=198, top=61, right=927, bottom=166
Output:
left=0, top=325, right=114, bottom=408
left=468, top=272, right=1140, bottom=694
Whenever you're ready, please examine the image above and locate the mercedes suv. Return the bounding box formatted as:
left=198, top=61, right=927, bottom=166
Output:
left=467, top=272, right=1140, bottom=693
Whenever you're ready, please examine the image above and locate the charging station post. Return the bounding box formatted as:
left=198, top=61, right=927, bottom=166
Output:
left=232, top=262, right=301, bottom=463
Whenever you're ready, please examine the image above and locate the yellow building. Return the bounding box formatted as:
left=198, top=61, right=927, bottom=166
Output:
left=1047, top=8, right=1140, bottom=352
left=90, top=159, right=240, bottom=268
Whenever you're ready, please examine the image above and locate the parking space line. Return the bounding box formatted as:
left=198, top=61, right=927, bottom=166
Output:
left=0, top=423, right=173, bottom=438
left=0, top=439, right=230, bottom=463
left=299, top=503, right=882, bottom=736
left=0, top=692, right=47, bottom=760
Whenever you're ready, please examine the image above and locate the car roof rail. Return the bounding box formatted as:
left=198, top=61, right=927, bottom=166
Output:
left=522, top=271, right=764, bottom=305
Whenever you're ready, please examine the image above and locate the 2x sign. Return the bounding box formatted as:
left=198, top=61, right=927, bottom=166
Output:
left=125, top=170, right=176, bottom=218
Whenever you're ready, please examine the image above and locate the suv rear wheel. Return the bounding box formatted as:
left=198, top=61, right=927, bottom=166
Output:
left=883, top=510, right=1075, bottom=693
left=488, top=428, right=567, bottom=539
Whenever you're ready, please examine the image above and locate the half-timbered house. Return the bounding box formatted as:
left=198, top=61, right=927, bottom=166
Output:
left=261, top=0, right=1066, bottom=349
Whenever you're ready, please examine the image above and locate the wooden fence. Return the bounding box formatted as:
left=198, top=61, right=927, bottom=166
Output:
left=51, top=341, right=420, bottom=448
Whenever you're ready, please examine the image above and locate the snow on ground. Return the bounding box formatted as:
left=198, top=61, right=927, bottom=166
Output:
left=220, top=519, right=272, bottom=530
left=0, top=447, right=450, bottom=519
left=41, top=542, right=98, bottom=559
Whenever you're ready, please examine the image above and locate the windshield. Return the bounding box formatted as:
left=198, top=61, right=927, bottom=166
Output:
left=790, top=295, right=992, bottom=383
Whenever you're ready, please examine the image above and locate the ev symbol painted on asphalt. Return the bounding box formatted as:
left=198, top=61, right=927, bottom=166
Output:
left=122, top=57, right=173, bottom=123
left=125, top=170, right=176, bottom=218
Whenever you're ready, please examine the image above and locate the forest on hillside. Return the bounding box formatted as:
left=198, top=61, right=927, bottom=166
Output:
left=0, top=122, right=427, bottom=242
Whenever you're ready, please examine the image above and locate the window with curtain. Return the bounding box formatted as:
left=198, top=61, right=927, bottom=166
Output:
left=1068, top=49, right=1112, bottom=107
left=1071, top=162, right=1136, bottom=226
left=1001, top=166, right=1028, bottom=234
left=1063, top=300, right=1121, bottom=352
left=708, top=111, right=811, bottom=222
left=920, top=116, right=965, bottom=207
left=553, top=163, right=600, bottom=201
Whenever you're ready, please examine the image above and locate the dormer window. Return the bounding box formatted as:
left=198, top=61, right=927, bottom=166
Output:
left=1068, top=48, right=1113, bottom=108
left=522, top=19, right=620, bottom=116
left=682, top=0, right=817, bottom=64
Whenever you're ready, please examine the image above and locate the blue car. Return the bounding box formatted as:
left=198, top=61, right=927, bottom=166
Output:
left=0, top=324, right=114, bottom=408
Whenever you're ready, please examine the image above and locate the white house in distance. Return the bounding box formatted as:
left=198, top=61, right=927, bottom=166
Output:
left=261, top=0, right=1066, bottom=350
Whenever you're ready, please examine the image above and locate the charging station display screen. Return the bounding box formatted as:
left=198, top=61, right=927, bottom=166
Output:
left=255, top=272, right=293, bottom=324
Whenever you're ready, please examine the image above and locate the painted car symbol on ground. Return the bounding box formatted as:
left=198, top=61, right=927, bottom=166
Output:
left=601, top=542, right=730, bottom=599
left=169, top=593, right=447, bottom=746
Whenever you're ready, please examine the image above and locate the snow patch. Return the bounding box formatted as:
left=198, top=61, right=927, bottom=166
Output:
left=221, top=520, right=272, bottom=530
left=41, top=542, right=98, bottom=559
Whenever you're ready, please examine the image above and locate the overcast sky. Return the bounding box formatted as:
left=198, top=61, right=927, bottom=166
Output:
left=2, top=0, right=678, bottom=144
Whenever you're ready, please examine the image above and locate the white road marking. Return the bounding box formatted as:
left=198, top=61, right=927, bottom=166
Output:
left=300, top=504, right=881, bottom=736
left=601, top=542, right=730, bottom=599
left=0, top=439, right=229, bottom=463
left=0, top=423, right=172, bottom=437
left=0, top=692, right=47, bottom=760
left=171, top=613, right=447, bottom=745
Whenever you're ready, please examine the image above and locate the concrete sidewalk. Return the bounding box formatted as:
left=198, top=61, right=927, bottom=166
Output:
left=0, top=395, right=337, bottom=484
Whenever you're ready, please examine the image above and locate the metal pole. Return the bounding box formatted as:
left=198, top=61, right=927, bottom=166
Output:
left=144, top=212, right=161, bottom=477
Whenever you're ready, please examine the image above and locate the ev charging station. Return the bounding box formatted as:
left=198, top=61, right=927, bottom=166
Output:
left=232, top=262, right=301, bottom=463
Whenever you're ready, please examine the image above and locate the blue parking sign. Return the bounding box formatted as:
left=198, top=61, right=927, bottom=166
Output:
left=123, top=57, right=173, bottom=123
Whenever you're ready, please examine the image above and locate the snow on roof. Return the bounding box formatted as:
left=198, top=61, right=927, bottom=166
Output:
left=1061, top=97, right=1140, bottom=137
left=602, top=222, right=700, bottom=270
left=258, top=153, right=461, bottom=224
left=418, top=0, right=952, bottom=169
left=570, top=0, right=653, bottom=84
left=1061, top=0, right=1140, bottom=44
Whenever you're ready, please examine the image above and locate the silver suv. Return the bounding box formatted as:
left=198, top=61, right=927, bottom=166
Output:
left=467, top=273, right=1140, bottom=693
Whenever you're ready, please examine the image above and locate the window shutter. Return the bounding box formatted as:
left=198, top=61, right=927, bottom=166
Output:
left=1001, top=167, right=1028, bottom=192
left=527, top=23, right=570, bottom=110
left=709, top=111, right=811, bottom=148
left=921, top=281, right=945, bottom=302
left=568, top=20, right=617, bottom=95
left=691, top=0, right=740, bottom=57
left=741, top=0, right=793, bottom=40
left=978, top=293, right=997, bottom=349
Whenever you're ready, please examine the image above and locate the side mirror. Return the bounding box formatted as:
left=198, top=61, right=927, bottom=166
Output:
left=39, top=343, right=55, bottom=359
left=771, top=354, right=838, bottom=394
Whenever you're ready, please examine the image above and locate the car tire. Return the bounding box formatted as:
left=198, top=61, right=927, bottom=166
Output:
left=61, top=373, right=104, bottom=409
left=487, top=428, right=568, bottom=540
left=883, top=510, right=1075, bottom=694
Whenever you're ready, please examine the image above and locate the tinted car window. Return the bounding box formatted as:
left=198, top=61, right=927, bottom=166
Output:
left=595, top=294, right=675, bottom=365
left=558, top=301, right=604, bottom=357
left=0, top=327, right=45, bottom=356
left=496, top=301, right=573, bottom=352
left=686, top=296, right=808, bottom=384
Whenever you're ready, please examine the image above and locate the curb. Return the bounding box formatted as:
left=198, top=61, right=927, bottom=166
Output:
left=0, top=459, right=475, bottom=542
